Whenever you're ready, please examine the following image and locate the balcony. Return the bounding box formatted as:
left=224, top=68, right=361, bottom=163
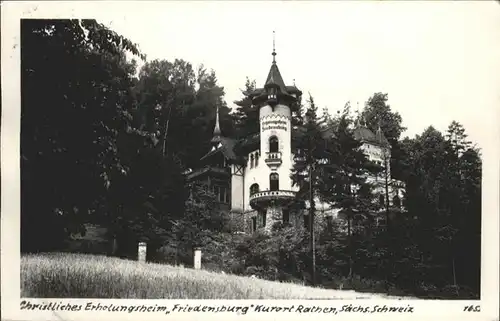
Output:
left=249, top=190, right=296, bottom=209
left=265, top=152, right=282, bottom=168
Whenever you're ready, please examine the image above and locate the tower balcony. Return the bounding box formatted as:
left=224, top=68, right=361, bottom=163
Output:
left=265, top=152, right=282, bottom=168
left=249, top=190, right=296, bottom=210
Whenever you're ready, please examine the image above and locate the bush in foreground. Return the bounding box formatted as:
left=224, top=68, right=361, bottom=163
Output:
left=21, top=253, right=402, bottom=299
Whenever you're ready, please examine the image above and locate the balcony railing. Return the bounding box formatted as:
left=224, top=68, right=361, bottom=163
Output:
left=249, top=190, right=296, bottom=207
left=265, top=152, right=282, bottom=167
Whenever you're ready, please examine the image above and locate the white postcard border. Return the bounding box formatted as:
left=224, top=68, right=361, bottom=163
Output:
left=1, top=2, right=499, bottom=321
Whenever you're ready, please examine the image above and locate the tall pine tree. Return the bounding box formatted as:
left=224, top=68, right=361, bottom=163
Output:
left=319, top=104, right=377, bottom=279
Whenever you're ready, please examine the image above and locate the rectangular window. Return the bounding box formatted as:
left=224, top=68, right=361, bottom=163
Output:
left=225, top=188, right=230, bottom=204
left=326, top=215, right=333, bottom=233
left=258, top=210, right=267, bottom=228
left=219, top=187, right=225, bottom=203
left=304, top=214, right=309, bottom=229
left=283, top=209, right=290, bottom=224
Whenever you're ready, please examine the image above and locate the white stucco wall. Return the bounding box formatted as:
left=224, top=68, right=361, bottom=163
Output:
left=361, top=143, right=406, bottom=204
left=241, top=104, right=294, bottom=211
left=360, top=143, right=391, bottom=178
left=231, top=164, right=244, bottom=212
left=243, top=148, right=267, bottom=211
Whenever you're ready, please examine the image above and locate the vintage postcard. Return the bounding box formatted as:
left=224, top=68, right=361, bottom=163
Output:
left=1, top=1, right=499, bottom=321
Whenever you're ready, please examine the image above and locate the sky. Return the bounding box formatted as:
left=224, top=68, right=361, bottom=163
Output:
left=13, top=1, right=500, bottom=148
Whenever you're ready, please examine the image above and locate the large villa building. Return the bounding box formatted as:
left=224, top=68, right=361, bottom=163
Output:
left=185, top=47, right=405, bottom=234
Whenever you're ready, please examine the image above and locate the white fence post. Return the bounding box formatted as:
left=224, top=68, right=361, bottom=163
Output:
left=138, top=242, right=147, bottom=263
left=193, top=247, right=202, bottom=270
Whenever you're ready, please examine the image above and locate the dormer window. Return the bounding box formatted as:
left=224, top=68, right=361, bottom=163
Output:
left=267, top=87, right=278, bottom=103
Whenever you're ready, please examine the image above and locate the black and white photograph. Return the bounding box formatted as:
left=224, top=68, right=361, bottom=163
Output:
left=2, top=1, right=499, bottom=320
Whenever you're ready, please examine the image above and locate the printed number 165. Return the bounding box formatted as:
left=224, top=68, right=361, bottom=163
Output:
left=463, top=305, right=480, bottom=312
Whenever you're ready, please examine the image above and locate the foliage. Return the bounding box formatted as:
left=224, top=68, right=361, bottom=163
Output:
left=360, top=92, right=407, bottom=180
left=133, top=59, right=233, bottom=168
left=231, top=225, right=310, bottom=283
left=291, top=94, right=330, bottom=205
left=232, top=77, right=259, bottom=139
left=21, top=19, right=144, bottom=252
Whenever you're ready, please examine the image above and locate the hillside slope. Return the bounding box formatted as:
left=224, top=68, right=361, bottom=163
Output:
left=21, top=253, right=411, bottom=299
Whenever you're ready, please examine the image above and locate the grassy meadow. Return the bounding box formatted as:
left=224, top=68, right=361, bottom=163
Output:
left=21, top=253, right=408, bottom=299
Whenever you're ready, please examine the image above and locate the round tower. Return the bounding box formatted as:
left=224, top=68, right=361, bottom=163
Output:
left=248, top=38, right=302, bottom=231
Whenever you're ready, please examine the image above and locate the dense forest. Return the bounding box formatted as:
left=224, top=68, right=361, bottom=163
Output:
left=20, top=20, right=481, bottom=299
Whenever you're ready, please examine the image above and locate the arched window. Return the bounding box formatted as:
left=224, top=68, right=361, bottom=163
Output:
left=270, top=173, right=279, bottom=191
left=250, top=154, right=254, bottom=168
left=393, top=195, right=401, bottom=208
left=269, top=136, right=279, bottom=153
left=255, top=152, right=259, bottom=167
left=250, top=183, right=259, bottom=196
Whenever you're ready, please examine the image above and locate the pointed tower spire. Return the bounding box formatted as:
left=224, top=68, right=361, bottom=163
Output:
left=264, top=31, right=287, bottom=94
left=211, top=106, right=222, bottom=144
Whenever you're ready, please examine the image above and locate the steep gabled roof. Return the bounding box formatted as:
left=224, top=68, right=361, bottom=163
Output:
left=375, top=126, right=390, bottom=147
left=353, top=124, right=390, bottom=148
left=353, top=126, right=377, bottom=143
left=285, top=85, right=302, bottom=97
left=200, top=137, right=238, bottom=161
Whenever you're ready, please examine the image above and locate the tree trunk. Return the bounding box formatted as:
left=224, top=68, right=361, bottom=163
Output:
left=347, top=215, right=353, bottom=279
left=309, top=164, right=316, bottom=286
left=452, top=257, right=459, bottom=296
left=162, top=104, right=173, bottom=158
left=384, top=156, right=390, bottom=231
left=383, top=155, right=392, bottom=291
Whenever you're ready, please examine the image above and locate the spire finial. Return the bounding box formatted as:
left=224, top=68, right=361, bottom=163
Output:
left=213, top=105, right=221, bottom=138
left=355, top=102, right=361, bottom=126
left=376, top=117, right=383, bottom=142
left=272, top=30, right=276, bottom=63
